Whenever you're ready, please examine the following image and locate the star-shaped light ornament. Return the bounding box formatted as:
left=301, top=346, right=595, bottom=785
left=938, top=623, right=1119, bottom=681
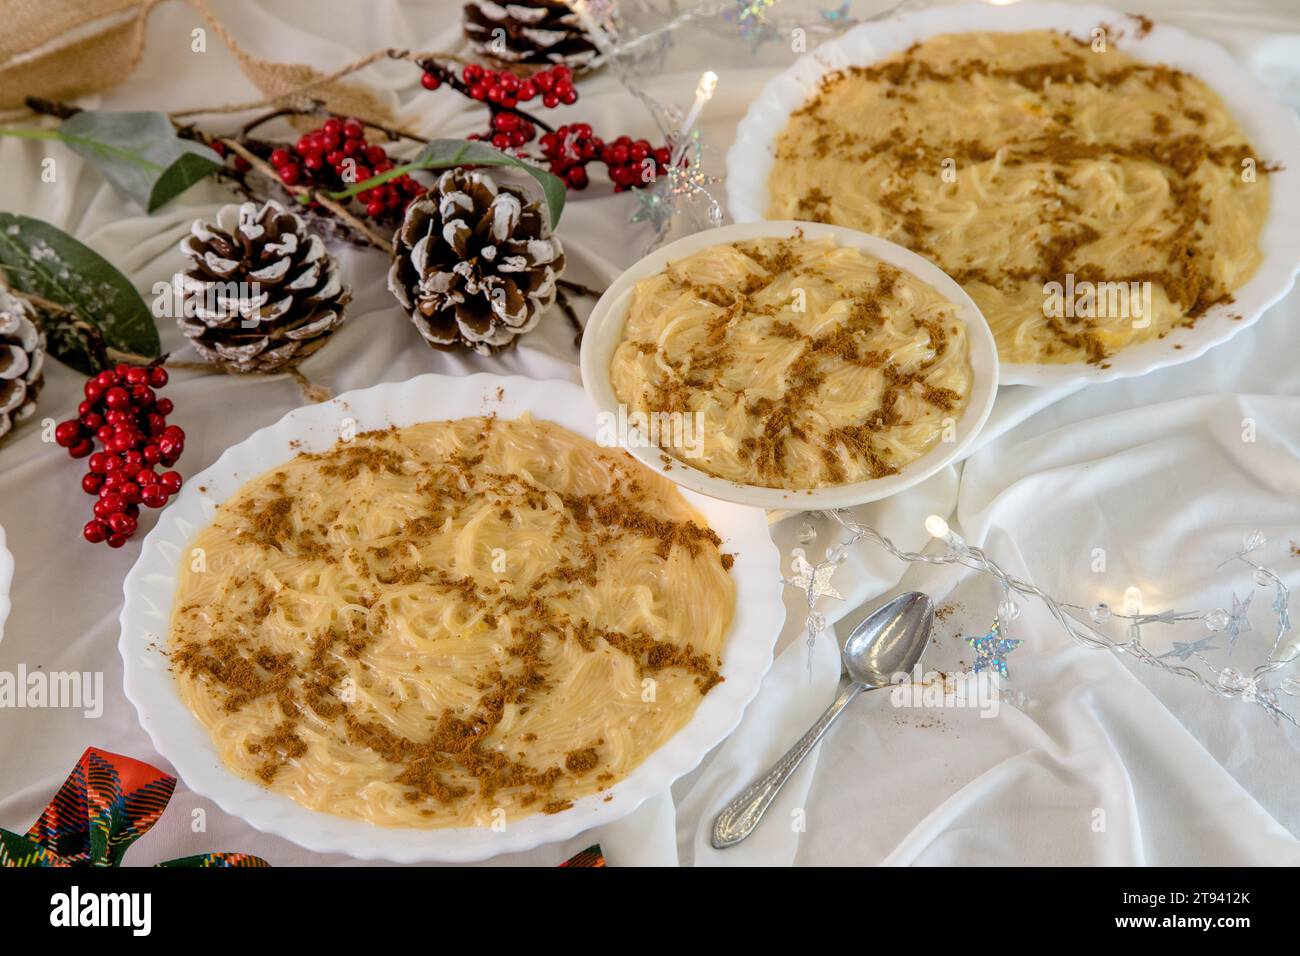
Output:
left=1273, top=588, right=1292, bottom=636
left=630, top=179, right=674, bottom=237
left=631, top=131, right=722, bottom=249
left=966, top=620, right=1024, bottom=678
left=783, top=547, right=843, bottom=602
left=1158, top=636, right=1219, bottom=661
left=820, top=0, right=852, bottom=21
left=732, top=0, right=780, bottom=49
left=1226, top=591, right=1253, bottom=653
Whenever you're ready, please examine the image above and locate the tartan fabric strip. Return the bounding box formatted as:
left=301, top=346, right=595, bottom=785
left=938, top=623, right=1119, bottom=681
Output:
left=25, top=748, right=174, bottom=866
left=0, top=828, right=67, bottom=867
left=2, top=746, right=268, bottom=868
left=157, top=853, right=271, bottom=868
left=559, top=844, right=606, bottom=867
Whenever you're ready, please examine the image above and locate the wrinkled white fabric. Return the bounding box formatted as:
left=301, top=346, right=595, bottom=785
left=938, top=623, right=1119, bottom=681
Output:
left=1, top=0, right=1298, bottom=866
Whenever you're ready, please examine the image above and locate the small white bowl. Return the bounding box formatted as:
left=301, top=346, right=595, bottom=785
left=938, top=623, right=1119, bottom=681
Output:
left=725, top=3, right=1300, bottom=387
left=579, top=220, right=999, bottom=510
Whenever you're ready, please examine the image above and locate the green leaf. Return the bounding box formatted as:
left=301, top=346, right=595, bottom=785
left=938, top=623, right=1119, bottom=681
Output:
left=0, top=213, right=160, bottom=374
left=57, top=111, right=223, bottom=212
left=321, top=138, right=566, bottom=228
left=148, top=150, right=224, bottom=212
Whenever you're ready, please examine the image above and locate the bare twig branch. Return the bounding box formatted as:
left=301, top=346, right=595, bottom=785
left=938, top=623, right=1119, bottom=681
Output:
left=286, top=366, right=332, bottom=403
left=557, top=278, right=605, bottom=299
left=555, top=287, right=584, bottom=350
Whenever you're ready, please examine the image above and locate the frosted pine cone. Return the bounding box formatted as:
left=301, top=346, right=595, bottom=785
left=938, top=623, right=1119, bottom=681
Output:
left=0, top=289, right=45, bottom=441
left=463, top=0, right=602, bottom=71
left=175, top=200, right=350, bottom=373
left=388, top=168, right=564, bottom=355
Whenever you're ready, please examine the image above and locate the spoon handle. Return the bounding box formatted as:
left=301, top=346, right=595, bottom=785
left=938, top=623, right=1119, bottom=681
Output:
left=710, top=682, right=865, bottom=849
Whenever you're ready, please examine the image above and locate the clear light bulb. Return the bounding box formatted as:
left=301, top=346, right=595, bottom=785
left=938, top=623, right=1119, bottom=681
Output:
left=796, top=517, right=817, bottom=545
left=1123, top=586, right=1143, bottom=616
left=1218, top=667, right=1246, bottom=692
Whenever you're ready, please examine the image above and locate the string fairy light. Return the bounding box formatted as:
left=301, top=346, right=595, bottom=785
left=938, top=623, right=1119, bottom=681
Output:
left=785, top=511, right=1297, bottom=726
left=566, top=2, right=723, bottom=247
left=598, top=0, right=927, bottom=58
left=568, top=0, right=681, bottom=135
left=569, top=1, right=728, bottom=247
left=671, top=70, right=718, bottom=165
left=599, top=0, right=731, bottom=60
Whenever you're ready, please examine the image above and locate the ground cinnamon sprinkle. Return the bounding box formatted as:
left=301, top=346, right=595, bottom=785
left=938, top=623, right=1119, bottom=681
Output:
left=795, top=186, right=832, bottom=220
left=634, top=238, right=964, bottom=486
left=779, top=30, right=1273, bottom=365
left=570, top=619, right=724, bottom=691
left=564, top=747, right=600, bottom=774
left=312, top=442, right=407, bottom=480
left=561, top=492, right=725, bottom=563
left=248, top=721, right=308, bottom=783
left=172, top=422, right=732, bottom=821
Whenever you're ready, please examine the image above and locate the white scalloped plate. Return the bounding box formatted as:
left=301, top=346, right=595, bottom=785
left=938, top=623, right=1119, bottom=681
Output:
left=726, top=3, right=1300, bottom=386
left=580, top=220, right=998, bottom=509
left=119, top=373, right=783, bottom=863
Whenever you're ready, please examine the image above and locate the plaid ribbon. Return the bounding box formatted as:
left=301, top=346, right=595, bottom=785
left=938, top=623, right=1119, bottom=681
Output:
left=1, top=747, right=605, bottom=867
left=0, top=747, right=268, bottom=868
left=559, top=844, right=605, bottom=867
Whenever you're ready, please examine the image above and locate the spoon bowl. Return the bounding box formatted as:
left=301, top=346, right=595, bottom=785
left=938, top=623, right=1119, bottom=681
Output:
left=843, top=591, right=933, bottom=686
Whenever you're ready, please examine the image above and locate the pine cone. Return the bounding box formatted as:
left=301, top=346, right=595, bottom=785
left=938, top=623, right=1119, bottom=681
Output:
left=388, top=168, right=565, bottom=355
left=0, top=290, right=44, bottom=441
left=463, top=0, right=602, bottom=71
left=175, top=200, right=350, bottom=373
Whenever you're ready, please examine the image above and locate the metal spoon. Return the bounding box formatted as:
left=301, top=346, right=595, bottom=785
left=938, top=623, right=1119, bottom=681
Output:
left=710, top=591, right=933, bottom=849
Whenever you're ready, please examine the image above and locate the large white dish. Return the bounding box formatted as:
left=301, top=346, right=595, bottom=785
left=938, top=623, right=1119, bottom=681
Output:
left=726, top=3, right=1300, bottom=387
left=580, top=220, right=999, bottom=510
left=119, top=373, right=783, bottom=863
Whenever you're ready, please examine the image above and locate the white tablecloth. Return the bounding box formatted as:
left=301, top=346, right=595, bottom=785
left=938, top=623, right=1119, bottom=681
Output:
left=2, top=0, right=1299, bottom=866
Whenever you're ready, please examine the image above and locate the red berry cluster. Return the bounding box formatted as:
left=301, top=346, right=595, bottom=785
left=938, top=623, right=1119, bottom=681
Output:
left=210, top=140, right=251, bottom=172
left=541, top=126, right=670, bottom=192
left=425, top=62, right=578, bottom=154
left=603, top=137, right=671, bottom=192
left=482, top=110, right=539, bottom=154
left=266, top=117, right=424, bottom=220
left=455, top=63, right=578, bottom=110
left=53, top=365, right=185, bottom=548
left=414, top=58, right=670, bottom=193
